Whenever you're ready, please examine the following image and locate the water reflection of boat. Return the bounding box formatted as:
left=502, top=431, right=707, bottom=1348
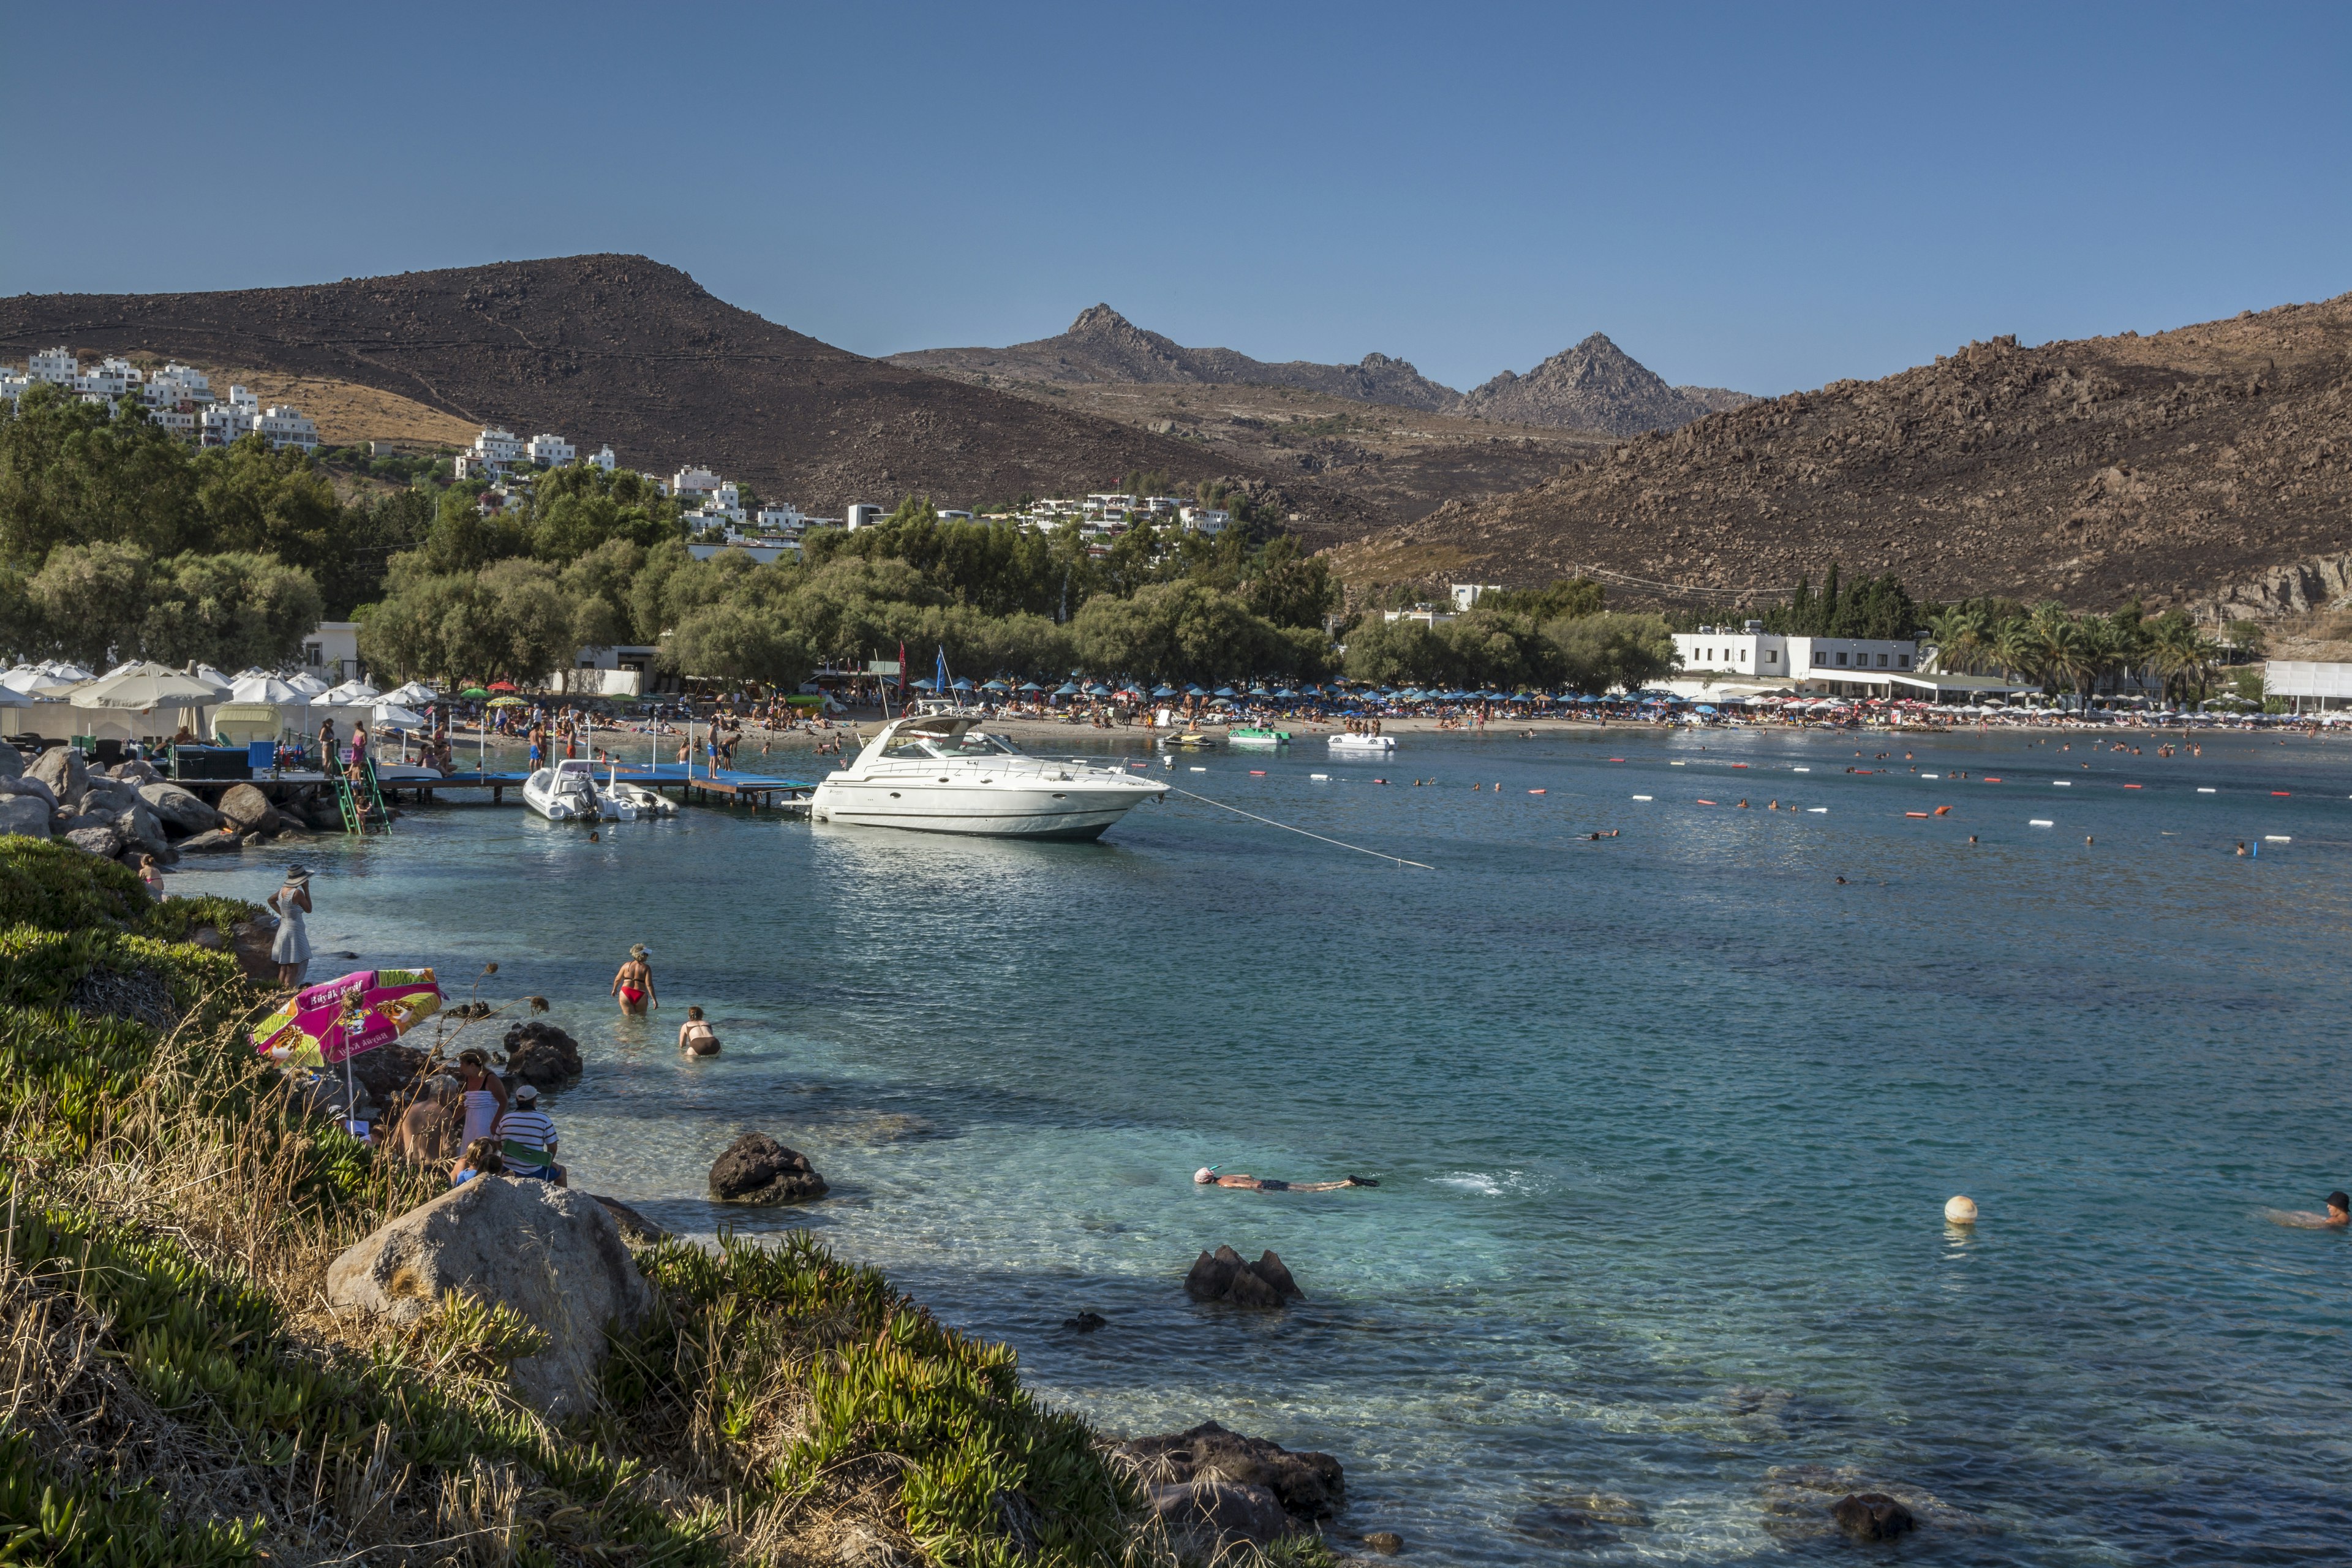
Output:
left=810, top=715, right=1167, bottom=839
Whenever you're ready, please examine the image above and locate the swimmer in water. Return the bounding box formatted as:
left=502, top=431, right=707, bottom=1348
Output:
left=2270, top=1192, right=2351, bottom=1228
left=1194, top=1167, right=1378, bottom=1192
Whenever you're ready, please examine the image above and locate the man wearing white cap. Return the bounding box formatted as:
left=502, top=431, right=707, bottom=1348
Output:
left=497, top=1085, right=564, bottom=1185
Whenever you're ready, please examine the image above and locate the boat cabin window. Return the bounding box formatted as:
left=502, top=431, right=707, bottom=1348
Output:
left=935, top=732, right=1020, bottom=758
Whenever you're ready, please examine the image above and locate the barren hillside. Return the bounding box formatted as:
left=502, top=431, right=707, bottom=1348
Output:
left=0, top=257, right=1382, bottom=541
left=1328, top=295, right=2352, bottom=613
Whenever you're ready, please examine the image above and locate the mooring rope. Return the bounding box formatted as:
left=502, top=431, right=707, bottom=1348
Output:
left=1167, top=786, right=1434, bottom=870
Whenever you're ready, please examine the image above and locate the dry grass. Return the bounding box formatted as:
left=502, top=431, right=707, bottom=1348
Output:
left=120, top=352, right=478, bottom=449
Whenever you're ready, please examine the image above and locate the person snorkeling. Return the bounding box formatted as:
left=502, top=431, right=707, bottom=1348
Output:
left=1194, top=1166, right=1378, bottom=1193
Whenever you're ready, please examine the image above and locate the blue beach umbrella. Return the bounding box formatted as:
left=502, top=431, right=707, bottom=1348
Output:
left=1152, top=685, right=1177, bottom=698
left=982, top=679, right=1010, bottom=692
left=1185, top=685, right=1208, bottom=696
left=911, top=677, right=937, bottom=691
left=1054, top=682, right=1081, bottom=696
left=1085, top=684, right=1112, bottom=696
left=952, top=677, right=975, bottom=690
left=1213, top=686, right=1237, bottom=698
left=1019, top=682, right=1044, bottom=693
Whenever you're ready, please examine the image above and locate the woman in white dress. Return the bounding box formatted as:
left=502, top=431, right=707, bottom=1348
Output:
left=269, top=866, right=312, bottom=988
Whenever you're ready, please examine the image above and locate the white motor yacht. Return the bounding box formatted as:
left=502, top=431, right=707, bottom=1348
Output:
left=523, top=758, right=606, bottom=821
left=809, top=715, right=1167, bottom=839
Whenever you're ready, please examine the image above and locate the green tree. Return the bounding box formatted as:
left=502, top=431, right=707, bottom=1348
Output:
left=1243, top=535, right=1338, bottom=628
left=26, top=542, right=157, bottom=668
left=0, top=386, right=197, bottom=562
left=1544, top=612, right=1677, bottom=695
left=140, top=552, right=323, bottom=671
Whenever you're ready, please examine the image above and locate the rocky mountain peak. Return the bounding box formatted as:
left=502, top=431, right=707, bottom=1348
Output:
left=1461, top=332, right=1726, bottom=436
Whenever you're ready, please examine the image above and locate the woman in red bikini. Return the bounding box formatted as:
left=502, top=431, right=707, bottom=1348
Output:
left=611, top=943, right=657, bottom=1015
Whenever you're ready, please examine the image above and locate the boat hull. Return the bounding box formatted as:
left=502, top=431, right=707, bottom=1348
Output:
left=809, top=780, right=1153, bottom=840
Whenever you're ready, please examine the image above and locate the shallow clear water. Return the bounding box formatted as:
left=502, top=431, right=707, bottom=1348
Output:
left=187, top=726, right=2352, bottom=1564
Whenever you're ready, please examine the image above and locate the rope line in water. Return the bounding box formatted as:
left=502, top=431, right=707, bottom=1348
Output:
left=1167, top=787, right=1434, bottom=870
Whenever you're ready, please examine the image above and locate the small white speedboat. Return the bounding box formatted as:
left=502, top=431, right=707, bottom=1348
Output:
left=603, top=771, right=677, bottom=819
left=810, top=714, right=1167, bottom=839
left=1328, top=733, right=1396, bottom=754
left=524, top=758, right=606, bottom=821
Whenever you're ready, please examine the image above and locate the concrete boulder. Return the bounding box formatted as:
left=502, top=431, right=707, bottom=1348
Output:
left=1185, top=1245, right=1305, bottom=1309
left=217, top=782, right=280, bottom=833
left=708, top=1133, right=828, bottom=1205
left=28, top=746, right=86, bottom=810
left=0, top=794, right=51, bottom=839
left=138, top=782, right=224, bottom=836
left=325, top=1175, right=654, bottom=1417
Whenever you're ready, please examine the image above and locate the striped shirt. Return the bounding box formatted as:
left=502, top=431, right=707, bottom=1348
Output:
left=497, top=1107, right=557, bottom=1170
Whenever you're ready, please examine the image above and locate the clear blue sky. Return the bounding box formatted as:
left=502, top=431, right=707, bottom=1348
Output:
left=4, top=2, right=2346, bottom=396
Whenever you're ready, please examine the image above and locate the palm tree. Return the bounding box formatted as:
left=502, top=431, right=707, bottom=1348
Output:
left=1992, top=617, right=2043, bottom=690
left=2045, top=618, right=2101, bottom=713
left=1928, top=608, right=1991, bottom=674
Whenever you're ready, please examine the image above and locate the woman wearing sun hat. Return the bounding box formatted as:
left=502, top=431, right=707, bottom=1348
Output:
left=269, top=865, right=312, bottom=988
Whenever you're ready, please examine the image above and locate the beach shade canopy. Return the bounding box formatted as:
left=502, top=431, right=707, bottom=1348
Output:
left=74, top=662, right=223, bottom=710
left=1213, top=686, right=1237, bottom=698
left=910, top=677, right=937, bottom=690
left=1054, top=682, right=1081, bottom=695
left=1018, top=682, right=1044, bottom=693
left=282, top=672, right=331, bottom=697
left=1185, top=685, right=1208, bottom=696
left=486, top=680, right=519, bottom=692
left=2, top=665, right=81, bottom=695
left=385, top=681, right=442, bottom=706
left=458, top=687, right=491, bottom=699
left=486, top=695, right=528, bottom=709
left=1085, top=683, right=1112, bottom=696
left=0, top=685, right=33, bottom=709
left=982, top=679, right=1011, bottom=692
left=322, top=679, right=382, bottom=704
left=1151, top=685, right=1177, bottom=698
left=372, top=703, right=429, bottom=728
left=1694, top=704, right=1718, bottom=715
left=252, top=967, right=442, bottom=1068
left=951, top=677, right=976, bottom=690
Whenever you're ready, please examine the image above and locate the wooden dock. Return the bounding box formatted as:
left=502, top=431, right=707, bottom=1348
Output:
left=172, top=764, right=820, bottom=813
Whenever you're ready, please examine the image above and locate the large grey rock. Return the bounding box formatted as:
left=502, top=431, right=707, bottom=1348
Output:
left=503, top=1020, right=582, bottom=1088
left=0, top=741, right=20, bottom=780
left=325, top=1175, right=653, bottom=1417
left=28, top=745, right=86, bottom=810
left=1146, top=1480, right=1295, bottom=1562
left=0, top=774, right=59, bottom=810
left=1831, top=1493, right=1917, bottom=1542
left=118, top=801, right=172, bottom=856
left=0, top=794, right=51, bottom=839
left=138, top=781, right=223, bottom=836
left=707, top=1133, right=828, bottom=1205
left=110, top=758, right=163, bottom=785
left=65, top=823, right=125, bottom=858
left=176, top=827, right=244, bottom=854
left=217, top=782, right=279, bottom=832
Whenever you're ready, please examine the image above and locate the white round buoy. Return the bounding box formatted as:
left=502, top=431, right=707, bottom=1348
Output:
left=1944, top=1194, right=1978, bottom=1224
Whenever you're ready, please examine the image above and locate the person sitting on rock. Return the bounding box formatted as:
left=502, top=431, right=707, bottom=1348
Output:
left=1193, top=1167, right=1378, bottom=1193
left=389, top=1074, right=464, bottom=1166
left=449, top=1137, right=505, bottom=1186
left=496, top=1084, right=565, bottom=1185
left=677, top=1006, right=721, bottom=1057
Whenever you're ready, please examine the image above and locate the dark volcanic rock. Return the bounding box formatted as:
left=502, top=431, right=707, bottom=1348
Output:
left=502, top=1020, right=582, bottom=1088
left=1831, top=1493, right=1917, bottom=1542
left=707, top=1133, right=827, bottom=1205
left=1121, top=1419, right=1344, bottom=1521
left=1185, top=1245, right=1304, bottom=1308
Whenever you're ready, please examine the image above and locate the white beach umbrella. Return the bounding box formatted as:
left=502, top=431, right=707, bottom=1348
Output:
left=1, top=665, right=80, bottom=695
left=191, top=664, right=235, bottom=695
left=285, top=672, right=331, bottom=697
left=385, top=680, right=442, bottom=706
left=231, top=674, right=308, bottom=704
left=322, top=678, right=381, bottom=704
left=74, top=661, right=222, bottom=710
left=371, top=702, right=429, bottom=728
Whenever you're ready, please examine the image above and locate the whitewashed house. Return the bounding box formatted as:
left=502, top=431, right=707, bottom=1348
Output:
left=526, top=432, right=575, bottom=466
left=256, top=405, right=319, bottom=452
left=28, top=348, right=77, bottom=385
left=590, top=445, right=617, bottom=472
left=671, top=465, right=722, bottom=499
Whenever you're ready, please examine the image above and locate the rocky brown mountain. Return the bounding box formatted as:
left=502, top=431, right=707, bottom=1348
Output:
left=1327, top=295, right=2352, bottom=613
left=1457, top=333, right=1749, bottom=436
left=0, top=257, right=1381, bottom=537
left=891, top=304, right=1465, bottom=411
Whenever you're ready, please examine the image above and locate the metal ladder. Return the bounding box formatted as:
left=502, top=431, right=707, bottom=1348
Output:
left=333, top=756, right=393, bottom=834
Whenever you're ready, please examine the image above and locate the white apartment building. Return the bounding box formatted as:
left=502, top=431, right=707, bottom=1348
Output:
left=590, top=445, right=616, bottom=472
left=756, top=502, right=810, bottom=537
left=936, top=509, right=974, bottom=523
left=29, top=348, right=77, bottom=385
left=77, top=356, right=141, bottom=399
left=472, top=428, right=523, bottom=468
left=1672, top=624, right=1926, bottom=696
left=1178, top=506, right=1232, bottom=536
left=672, top=465, right=721, bottom=499
left=1451, top=582, right=1503, bottom=611
left=255, top=405, right=319, bottom=453
left=1084, top=493, right=1138, bottom=521
left=0, top=370, right=31, bottom=405
left=845, top=503, right=884, bottom=530
left=526, top=432, right=575, bottom=466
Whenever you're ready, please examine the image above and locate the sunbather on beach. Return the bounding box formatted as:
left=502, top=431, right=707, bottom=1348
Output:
left=1194, top=1167, right=1378, bottom=1192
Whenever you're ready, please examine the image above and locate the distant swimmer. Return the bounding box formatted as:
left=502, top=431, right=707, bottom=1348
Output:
left=1834, top=875, right=1848, bottom=884
left=2268, top=1192, right=2350, bottom=1229
left=1195, top=1167, right=1378, bottom=1193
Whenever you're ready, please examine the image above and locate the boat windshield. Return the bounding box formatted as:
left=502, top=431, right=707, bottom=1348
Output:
left=932, top=732, right=1021, bottom=759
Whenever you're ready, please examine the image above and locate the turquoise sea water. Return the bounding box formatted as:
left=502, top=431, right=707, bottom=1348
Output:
left=185, top=726, right=2352, bottom=1564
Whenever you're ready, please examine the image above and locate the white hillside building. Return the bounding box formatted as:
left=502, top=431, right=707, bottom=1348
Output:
left=590, top=445, right=616, bottom=472
left=29, top=348, right=77, bottom=385
left=526, top=432, right=575, bottom=466
left=255, top=405, right=318, bottom=453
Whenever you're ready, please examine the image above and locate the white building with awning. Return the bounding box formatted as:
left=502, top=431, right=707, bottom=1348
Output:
left=2265, top=660, right=2352, bottom=712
